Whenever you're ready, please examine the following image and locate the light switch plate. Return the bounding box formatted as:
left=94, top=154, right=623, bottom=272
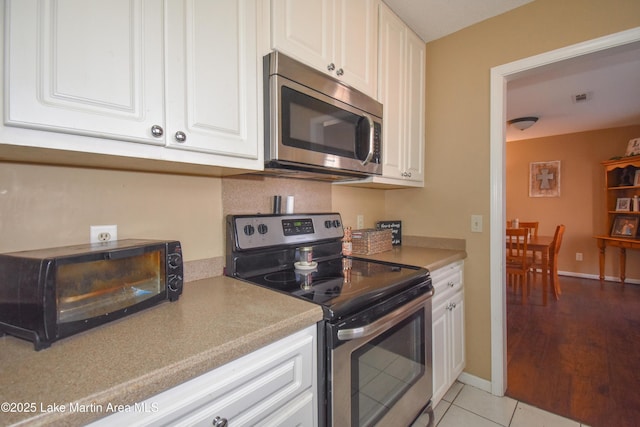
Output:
left=471, top=215, right=483, bottom=232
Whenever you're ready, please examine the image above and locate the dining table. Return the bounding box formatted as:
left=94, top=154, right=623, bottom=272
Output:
left=506, top=232, right=555, bottom=305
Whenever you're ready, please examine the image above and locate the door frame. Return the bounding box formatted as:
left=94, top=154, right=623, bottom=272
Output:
left=489, top=27, right=640, bottom=396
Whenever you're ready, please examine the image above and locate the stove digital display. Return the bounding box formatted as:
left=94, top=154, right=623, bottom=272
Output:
left=282, top=218, right=315, bottom=236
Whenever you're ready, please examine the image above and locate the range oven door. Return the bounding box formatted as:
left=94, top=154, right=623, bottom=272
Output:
left=328, top=291, right=434, bottom=427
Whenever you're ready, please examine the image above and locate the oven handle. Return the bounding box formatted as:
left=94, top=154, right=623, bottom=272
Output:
left=337, top=289, right=434, bottom=341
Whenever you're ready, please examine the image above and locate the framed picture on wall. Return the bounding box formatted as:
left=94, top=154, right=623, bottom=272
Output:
left=611, top=215, right=639, bottom=238
left=616, top=198, right=631, bottom=211
left=529, top=161, right=561, bottom=197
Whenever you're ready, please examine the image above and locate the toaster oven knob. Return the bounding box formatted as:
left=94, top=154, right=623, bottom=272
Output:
left=168, top=253, right=182, bottom=269
left=168, top=274, right=182, bottom=291
left=257, top=224, right=268, bottom=234
left=212, top=416, right=228, bottom=427
left=243, top=224, right=255, bottom=236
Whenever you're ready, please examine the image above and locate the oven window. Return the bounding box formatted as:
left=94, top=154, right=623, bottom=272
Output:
left=282, top=86, right=368, bottom=160
left=351, top=310, right=425, bottom=426
left=56, top=251, right=165, bottom=323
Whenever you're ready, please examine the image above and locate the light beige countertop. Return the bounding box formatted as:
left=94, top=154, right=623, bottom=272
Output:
left=356, top=246, right=467, bottom=272
left=0, top=245, right=465, bottom=426
left=0, top=276, right=322, bottom=427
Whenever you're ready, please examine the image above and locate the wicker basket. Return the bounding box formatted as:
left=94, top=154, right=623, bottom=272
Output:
left=351, top=228, right=393, bottom=255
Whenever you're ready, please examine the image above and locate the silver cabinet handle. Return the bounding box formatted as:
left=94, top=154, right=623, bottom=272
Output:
left=327, top=63, right=335, bottom=71
left=212, top=416, right=228, bottom=427
left=175, top=131, right=187, bottom=143
left=151, top=125, right=164, bottom=138
left=336, top=68, right=344, bottom=76
left=448, top=281, right=455, bottom=287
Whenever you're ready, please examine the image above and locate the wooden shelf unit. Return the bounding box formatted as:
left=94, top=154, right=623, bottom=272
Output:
left=595, top=155, right=640, bottom=283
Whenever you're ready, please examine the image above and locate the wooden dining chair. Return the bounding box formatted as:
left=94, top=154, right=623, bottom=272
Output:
left=506, top=228, right=530, bottom=304
left=528, top=224, right=565, bottom=300
left=518, top=221, right=539, bottom=272
left=519, top=221, right=539, bottom=238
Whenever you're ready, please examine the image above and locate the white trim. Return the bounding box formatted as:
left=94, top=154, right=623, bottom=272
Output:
left=489, top=27, right=640, bottom=397
left=457, top=372, right=492, bottom=394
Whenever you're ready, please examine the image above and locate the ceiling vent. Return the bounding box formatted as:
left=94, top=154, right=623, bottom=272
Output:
left=572, top=91, right=593, bottom=103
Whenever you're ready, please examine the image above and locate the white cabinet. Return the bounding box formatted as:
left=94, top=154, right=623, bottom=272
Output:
left=377, top=2, right=425, bottom=185
left=3, top=0, right=261, bottom=171
left=431, top=261, right=465, bottom=406
left=88, top=326, right=318, bottom=427
left=270, top=0, right=378, bottom=98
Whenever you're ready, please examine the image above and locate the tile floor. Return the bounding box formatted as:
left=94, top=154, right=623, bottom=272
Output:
left=413, top=382, right=591, bottom=427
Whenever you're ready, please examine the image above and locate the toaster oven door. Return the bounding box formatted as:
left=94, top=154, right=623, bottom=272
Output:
left=55, top=245, right=167, bottom=324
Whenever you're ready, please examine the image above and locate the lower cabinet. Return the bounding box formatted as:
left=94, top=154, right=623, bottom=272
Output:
left=431, top=261, right=465, bottom=406
left=88, top=325, right=317, bottom=427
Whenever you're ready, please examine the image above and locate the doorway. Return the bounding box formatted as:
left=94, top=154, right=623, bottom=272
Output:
left=489, top=27, right=640, bottom=396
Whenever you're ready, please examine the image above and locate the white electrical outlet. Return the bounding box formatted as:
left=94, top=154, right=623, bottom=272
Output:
left=90, top=225, right=118, bottom=243
left=356, top=214, right=364, bottom=229
left=576, top=252, right=583, bottom=261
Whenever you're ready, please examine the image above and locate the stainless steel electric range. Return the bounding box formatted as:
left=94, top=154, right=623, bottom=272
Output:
left=226, top=213, right=435, bottom=427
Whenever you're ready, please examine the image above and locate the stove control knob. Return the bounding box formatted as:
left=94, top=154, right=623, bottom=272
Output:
left=243, top=224, right=255, bottom=236
left=257, top=224, right=268, bottom=234
left=324, top=220, right=332, bottom=229
left=332, top=219, right=341, bottom=228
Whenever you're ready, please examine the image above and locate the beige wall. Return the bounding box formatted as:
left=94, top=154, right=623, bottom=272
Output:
left=507, top=125, right=640, bottom=281
left=0, top=163, right=223, bottom=260
left=387, top=0, right=640, bottom=381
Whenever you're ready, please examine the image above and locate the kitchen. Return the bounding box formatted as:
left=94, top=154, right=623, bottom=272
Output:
left=1, top=0, right=640, bottom=426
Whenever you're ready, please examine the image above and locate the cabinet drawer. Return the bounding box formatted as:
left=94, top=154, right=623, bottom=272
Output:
left=89, top=326, right=316, bottom=426
left=431, top=261, right=463, bottom=303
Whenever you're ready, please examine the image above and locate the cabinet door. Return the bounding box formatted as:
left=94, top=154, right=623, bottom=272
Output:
left=5, top=0, right=164, bottom=144
left=333, top=0, right=378, bottom=97
left=377, top=3, right=405, bottom=180
left=431, top=298, right=450, bottom=406
left=165, top=0, right=259, bottom=159
left=271, top=0, right=333, bottom=73
left=450, top=291, right=466, bottom=380
left=403, top=29, right=425, bottom=183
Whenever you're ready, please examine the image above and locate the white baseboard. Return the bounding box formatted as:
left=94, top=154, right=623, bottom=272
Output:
left=557, top=270, right=640, bottom=285
left=457, top=372, right=493, bottom=395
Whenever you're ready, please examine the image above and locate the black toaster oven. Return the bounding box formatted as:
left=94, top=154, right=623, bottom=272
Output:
left=0, top=239, right=183, bottom=350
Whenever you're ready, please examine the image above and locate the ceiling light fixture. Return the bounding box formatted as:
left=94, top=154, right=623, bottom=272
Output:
left=507, top=116, right=539, bottom=131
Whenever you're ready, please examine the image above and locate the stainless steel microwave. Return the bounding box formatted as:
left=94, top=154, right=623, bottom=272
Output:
left=263, top=51, right=383, bottom=181
left=0, top=239, right=183, bottom=350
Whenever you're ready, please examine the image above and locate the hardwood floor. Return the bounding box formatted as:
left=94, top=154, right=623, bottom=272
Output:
left=506, top=274, right=640, bottom=427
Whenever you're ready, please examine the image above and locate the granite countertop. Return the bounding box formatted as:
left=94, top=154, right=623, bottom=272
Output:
left=0, top=276, right=323, bottom=427
left=357, top=245, right=467, bottom=272
left=0, top=245, right=465, bottom=426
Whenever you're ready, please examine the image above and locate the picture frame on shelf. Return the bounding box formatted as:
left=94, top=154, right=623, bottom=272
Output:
left=616, top=197, right=631, bottom=211
left=625, top=137, right=640, bottom=157
left=635, top=169, right=640, bottom=186
left=611, top=215, right=639, bottom=238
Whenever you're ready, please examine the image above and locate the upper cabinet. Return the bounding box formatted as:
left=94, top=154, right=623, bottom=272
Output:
left=377, top=2, right=425, bottom=185
left=271, top=0, right=378, bottom=98
left=336, top=2, right=425, bottom=189
left=2, top=0, right=262, bottom=173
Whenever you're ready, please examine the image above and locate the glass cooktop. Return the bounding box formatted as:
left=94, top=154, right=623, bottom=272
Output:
left=242, top=257, right=429, bottom=321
